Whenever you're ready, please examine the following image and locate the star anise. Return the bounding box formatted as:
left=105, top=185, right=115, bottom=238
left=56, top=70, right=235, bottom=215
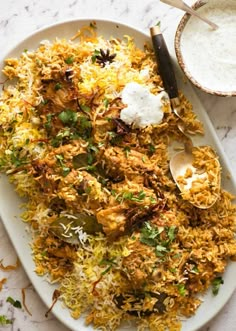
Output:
left=95, top=49, right=116, bottom=67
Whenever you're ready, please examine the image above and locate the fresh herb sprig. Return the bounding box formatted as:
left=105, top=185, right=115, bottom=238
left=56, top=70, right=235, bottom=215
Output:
left=212, top=276, right=224, bottom=295
left=115, top=190, right=146, bottom=203
left=140, top=222, right=177, bottom=257
left=55, top=154, right=71, bottom=177
left=6, top=296, right=22, bottom=309
left=99, top=257, right=117, bottom=275
left=0, top=315, right=13, bottom=325
left=58, top=109, right=78, bottom=126
left=177, top=284, right=186, bottom=296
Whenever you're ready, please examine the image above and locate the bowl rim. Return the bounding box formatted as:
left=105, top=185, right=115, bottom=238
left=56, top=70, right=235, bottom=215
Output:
left=174, top=0, right=236, bottom=97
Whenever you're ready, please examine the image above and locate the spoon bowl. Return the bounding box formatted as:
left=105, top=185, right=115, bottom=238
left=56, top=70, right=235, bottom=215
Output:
left=170, top=145, right=221, bottom=209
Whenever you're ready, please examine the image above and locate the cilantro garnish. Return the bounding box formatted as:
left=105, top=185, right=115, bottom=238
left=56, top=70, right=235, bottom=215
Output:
left=55, top=154, right=71, bottom=177
left=51, top=128, right=71, bottom=147
left=55, top=82, right=62, bottom=90
left=148, top=144, right=156, bottom=154
left=103, top=98, right=109, bottom=108
left=212, top=276, right=224, bottom=296
left=99, top=257, right=117, bottom=275
left=108, top=131, right=123, bottom=145
left=10, top=150, right=27, bottom=168
left=140, top=222, right=162, bottom=247
left=88, top=144, right=99, bottom=154
left=0, top=157, right=6, bottom=170
left=115, top=190, right=146, bottom=203
left=177, top=284, right=186, bottom=296
left=91, top=49, right=101, bottom=63
left=0, top=315, right=13, bottom=325
left=140, top=222, right=177, bottom=257
left=58, top=109, right=78, bottom=126
left=6, top=296, right=22, bottom=309
left=65, top=56, right=74, bottom=64
left=123, top=146, right=131, bottom=158
left=44, top=113, right=53, bottom=130
left=167, top=226, right=176, bottom=242
left=155, top=245, right=168, bottom=256
left=51, top=115, right=92, bottom=146
left=80, top=104, right=91, bottom=112
left=62, top=167, right=71, bottom=177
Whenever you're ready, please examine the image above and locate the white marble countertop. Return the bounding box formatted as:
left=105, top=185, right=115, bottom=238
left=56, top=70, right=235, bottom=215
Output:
left=0, top=0, right=236, bottom=330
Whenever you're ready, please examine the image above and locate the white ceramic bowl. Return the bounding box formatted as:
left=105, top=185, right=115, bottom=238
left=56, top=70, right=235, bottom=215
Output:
left=175, top=0, right=236, bottom=96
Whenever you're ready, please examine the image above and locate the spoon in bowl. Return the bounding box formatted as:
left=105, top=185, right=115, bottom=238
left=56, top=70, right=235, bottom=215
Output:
left=160, top=0, right=218, bottom=30
left=150, top=25, right=221, bottom=209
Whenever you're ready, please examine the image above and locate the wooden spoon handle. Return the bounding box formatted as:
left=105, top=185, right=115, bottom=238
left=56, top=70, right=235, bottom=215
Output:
left=150, top=25, right=179, bottom=100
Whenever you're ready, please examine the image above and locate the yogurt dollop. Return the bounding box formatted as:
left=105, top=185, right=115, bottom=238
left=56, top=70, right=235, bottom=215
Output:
left=180, top=0, right=236, bottom=93
left=120, top=82, right=167, bottom=128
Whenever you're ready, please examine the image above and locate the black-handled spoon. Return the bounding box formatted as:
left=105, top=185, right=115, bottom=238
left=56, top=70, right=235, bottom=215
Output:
left=150, top=25, right=221, bottom=209
left=150, top=25, right=179, bottom=101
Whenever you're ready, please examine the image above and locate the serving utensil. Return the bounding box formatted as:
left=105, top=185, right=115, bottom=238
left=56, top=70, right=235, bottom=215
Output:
left=150, top=25, right=220, bottom=209
left=160, top=0, right=218, bottom=30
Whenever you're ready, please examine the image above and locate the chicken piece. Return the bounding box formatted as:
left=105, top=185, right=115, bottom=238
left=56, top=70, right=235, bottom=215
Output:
left=31, top=142, right=86, bottom=195
left=43, top=82, right=78, bottom=110
left=57, top=169, right=108, bottom=211
left=103, top=146, right=160, bottom=179
left=96, top=205, right=127, bottom=238
left=31, top=158, right=58, bottom=195
left=47, top=244, right=77, bottom=259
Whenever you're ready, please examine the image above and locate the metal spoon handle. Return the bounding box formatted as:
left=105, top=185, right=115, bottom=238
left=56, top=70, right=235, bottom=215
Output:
left=150, top=25, right=179, bottom=100
left=160, top=0, right=218, bottom=30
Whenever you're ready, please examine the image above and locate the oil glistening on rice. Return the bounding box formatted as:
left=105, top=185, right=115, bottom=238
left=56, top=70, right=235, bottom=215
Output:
left=0, top=23, right=236, bottom=331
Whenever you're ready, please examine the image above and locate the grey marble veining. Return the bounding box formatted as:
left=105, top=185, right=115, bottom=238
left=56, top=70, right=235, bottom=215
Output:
left=0, top=0, right=236, bottom=331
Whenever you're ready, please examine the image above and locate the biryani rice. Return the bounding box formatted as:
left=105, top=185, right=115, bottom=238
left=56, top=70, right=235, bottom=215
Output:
left=0, top=24, right=236, bottom=331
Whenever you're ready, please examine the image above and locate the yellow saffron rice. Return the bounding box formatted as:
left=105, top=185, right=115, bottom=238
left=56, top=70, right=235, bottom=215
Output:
left=0, top=24, right=236, bottom=331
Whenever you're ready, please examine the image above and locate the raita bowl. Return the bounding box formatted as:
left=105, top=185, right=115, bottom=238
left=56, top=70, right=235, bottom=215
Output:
left=175, top=0, right=236, bottom=97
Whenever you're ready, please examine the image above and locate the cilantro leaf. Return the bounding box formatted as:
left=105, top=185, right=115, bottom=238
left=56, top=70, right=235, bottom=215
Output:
left=91, top=49, right=101, bottom=63
left=148, top=144, right=156, bottom=154
left=140, top=236, right=157, bottom=247
left=80, top=104, right=91, bottom=112
left=212, top=277, right=224, bottom=295
left=155, top=245, right=168, bottom=256
left=0, top=315, right=13, bottom=325
left=55, top=82, right=62, bottom=90
left=6, top=297, right=22, bottom=309
left=0, top=157, right=6, bottom=170
left=177, top=284, right=186, bottom=296
left=65, top=56, right=74, bottom=64
left=167, top=226, right=176, bottom=242
left=58, top=109, right=78, bottom=126
left=62, top=167, right=71, bottom=177
left=103, top=98, right=109, bottom=108
left=140, top=222, right=177, bottom=258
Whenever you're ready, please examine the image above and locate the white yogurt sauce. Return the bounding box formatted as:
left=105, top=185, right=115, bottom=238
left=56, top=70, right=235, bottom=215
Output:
left=180, top=0, right=236, bottom=93
left=120, top=82, right=167, bottom=128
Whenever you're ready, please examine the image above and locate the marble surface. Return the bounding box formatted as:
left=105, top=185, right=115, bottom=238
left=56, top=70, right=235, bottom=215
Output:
left=0, top=0, right=236, bottom=330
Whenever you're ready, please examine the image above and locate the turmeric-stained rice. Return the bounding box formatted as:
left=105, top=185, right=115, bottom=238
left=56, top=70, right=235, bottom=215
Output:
left=0, top=25, right=236, bottom=331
